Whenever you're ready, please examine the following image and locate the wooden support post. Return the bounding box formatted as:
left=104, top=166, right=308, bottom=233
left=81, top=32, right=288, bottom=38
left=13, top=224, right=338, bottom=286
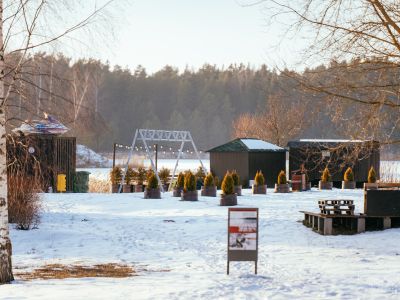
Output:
left=112, top=142, right=117, bottom=168
left=383, top=217, right=391, bottom=229
left=323, top=218, right=332, bottom=235
left=357, top=218, right=365, bottom=233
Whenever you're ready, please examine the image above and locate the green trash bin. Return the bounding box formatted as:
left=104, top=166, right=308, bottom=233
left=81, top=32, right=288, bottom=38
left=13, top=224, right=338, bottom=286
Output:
left=73, top=171, right=91, bottom=193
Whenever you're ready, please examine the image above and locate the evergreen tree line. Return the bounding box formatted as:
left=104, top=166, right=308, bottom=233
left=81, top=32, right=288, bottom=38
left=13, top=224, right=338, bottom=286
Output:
left=5, top=53, right=399, bottom=153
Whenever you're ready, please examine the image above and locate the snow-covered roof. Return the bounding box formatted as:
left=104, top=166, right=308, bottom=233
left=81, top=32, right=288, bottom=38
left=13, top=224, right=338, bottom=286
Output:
left=298, top=139, right=365, bottom=143
left=240, top=139, right=284, bottom=151
left=207, top=138, right=285, bottom=152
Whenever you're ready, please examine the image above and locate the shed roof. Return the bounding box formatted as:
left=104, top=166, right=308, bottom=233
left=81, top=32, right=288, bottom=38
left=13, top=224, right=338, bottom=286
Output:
left=287, top=139, right=379, bottom=148
left=207, top=138, right=285, bottom=152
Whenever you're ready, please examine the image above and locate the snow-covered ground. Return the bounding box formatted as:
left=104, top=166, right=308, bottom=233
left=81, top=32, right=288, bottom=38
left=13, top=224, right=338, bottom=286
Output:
left=4, top=188, right=400, bottom=299
left=76, top=145, right=112, bottom=168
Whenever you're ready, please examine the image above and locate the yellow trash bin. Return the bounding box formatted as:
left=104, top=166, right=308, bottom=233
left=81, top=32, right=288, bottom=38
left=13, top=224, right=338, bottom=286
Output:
left=57, top=174, right=67, bottom=192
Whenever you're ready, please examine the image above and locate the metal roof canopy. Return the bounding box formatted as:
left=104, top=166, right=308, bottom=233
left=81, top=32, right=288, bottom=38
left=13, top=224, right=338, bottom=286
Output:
left=119, top=129, right=207, bottom=193
left=207, top=138, right=286, bottom=153
left=287, top=139, right=379, bottom=148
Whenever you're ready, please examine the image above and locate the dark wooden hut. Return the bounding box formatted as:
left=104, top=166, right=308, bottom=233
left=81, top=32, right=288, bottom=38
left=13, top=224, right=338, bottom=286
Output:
left=287, top=139, right=380, bottom=186
left=207, top=138, right=287, bottom=187
left=7, top=134, right=76, bottom=192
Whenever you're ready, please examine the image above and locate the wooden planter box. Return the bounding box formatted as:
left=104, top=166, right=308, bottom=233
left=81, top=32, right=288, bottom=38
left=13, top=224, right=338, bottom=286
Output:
left=112, top=184, right=122, bottom=193
left=181, top=190, right=198, bottom=201
left=220, top=194, right=237, bottom=206
left=364, top=183, right=378, bottom=190
left=134, top=185, right=143, bottom=192
left=274, top=183, right=290, bottom=193
left=234, top=185, right=242, bottom=196
left=144, top=188, right=161, bottom=199
left=319, top=181, right=333, bottom=190
left=252, top=185, right=267, bottom=194
left=122, top=184, right=133, bottom=193
left=364, top=189, right=400, bottom=216
left=173, top=187, right=182, bottom=197
left=201, top=186, right=217, bottom=197
left=342, top=181, right=356, bottom=189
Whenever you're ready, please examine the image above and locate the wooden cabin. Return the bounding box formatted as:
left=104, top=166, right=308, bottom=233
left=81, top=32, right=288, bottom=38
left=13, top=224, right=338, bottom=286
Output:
left=7, top=134, right=76, bottom=192
left=287, top=139, right=380, bottom=186
left=207, top=138, right=287, bottom=187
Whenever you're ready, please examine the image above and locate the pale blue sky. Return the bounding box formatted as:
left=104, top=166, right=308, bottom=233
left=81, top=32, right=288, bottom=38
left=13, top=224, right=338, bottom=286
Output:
left=47, top=0, right=305, bottom=73
left=89, top=0, right=307, bottom=73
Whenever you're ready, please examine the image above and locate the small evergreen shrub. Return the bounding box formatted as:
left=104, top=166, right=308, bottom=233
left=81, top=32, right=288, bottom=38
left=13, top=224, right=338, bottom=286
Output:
left=344, top=167, right=354, bottom=182
left=125, top=167, right=135, bottom=185
left=321, top=167, right=331, bottom=182
left=254, top=171, right=265, bottom=186
left=277, top=170, right=287, bottom=184
left=176, top=172, right=185, bottom=189
left=147, top=173, right=159, bottom=190
left=147, top=167, right=155, bottom=178
left=136, top=167, right=147, bottom=185
left=214, top=176, right=220, bottom=189
left=184, top=171, right=196, bottom=192
left=221, top=172, right=234, bottom=195
left=231, top=170, right=240, bottom=186
left=204, top=173, right=215, bottom=187
left=158, top=167, right=171, bottom=185
left=195, top=166, right=206, bottom=181
left=368, top=166, right=377, bottom=183
left=110, top=166, right=123, bottom=185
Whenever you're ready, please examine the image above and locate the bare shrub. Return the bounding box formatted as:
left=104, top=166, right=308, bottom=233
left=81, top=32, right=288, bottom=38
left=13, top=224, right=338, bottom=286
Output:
left=8, top=176, right=42, bottom=230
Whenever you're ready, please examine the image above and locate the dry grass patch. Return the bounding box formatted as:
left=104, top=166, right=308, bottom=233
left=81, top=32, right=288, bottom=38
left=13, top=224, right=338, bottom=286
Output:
left=89, top=178, right=111, bottom=193
left=16, top=263, right=135, bottom=280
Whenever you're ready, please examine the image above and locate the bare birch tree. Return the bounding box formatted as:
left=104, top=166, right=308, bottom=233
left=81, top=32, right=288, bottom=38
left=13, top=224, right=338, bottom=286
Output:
left=0, top=0, right=115, bottom=284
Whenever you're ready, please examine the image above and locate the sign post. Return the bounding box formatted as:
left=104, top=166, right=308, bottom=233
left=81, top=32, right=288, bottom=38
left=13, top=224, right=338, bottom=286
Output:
left=227, top=207, right=259, bottom=275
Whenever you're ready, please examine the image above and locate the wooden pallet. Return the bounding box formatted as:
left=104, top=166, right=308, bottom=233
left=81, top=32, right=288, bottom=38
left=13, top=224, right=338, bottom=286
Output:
left=318, top=200, right=354, bottom=215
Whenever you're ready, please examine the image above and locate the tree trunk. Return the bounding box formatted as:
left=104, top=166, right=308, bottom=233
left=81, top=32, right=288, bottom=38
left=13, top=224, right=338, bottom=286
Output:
left=0, top=0, right=14, bottom=284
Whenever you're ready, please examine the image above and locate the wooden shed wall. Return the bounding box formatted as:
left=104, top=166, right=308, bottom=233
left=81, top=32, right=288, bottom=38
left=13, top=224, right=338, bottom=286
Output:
left=209, top=152, right=248, bottom=186
left=7, top=135, right=76, bottom=192
left=289, top=143, right=380, bottom=183
left=248, top=152, right=286, bottom=187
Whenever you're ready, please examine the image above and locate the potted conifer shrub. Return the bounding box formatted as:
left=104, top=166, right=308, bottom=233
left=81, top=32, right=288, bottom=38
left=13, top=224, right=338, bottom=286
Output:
left=214, top=176, right=220, bottom=190
left=134, top=167, right=147, bottom=192
left=220, top=172, right=237, bottom=206
left=252, top=171, right=267, bottom=194
left=342, top=167, right=356, bottom=189
left=232, top=170, right=242, bottom=196
left=319, top=167, right=333, bottom=190
left=195, top=166, right=206, bottom=190
left=364, top=166, right=378, bottom=190
left=123, top=167, right=135, bottom=193
left=173, top=172, right=185, bottom=197
left=274, top=170, right=290, bottom=193
left=110, top=166, right=122, bottom=193
left=181, top=171, right=198, bottom=201
left=158, top=167, right=171, bottom=191
left=144, top=172, right=161, bottom=199
left=201, top=173, right=217, bottom=197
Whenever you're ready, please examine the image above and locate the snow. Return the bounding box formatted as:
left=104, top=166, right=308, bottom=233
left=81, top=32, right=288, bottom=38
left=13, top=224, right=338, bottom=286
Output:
left=3, top=187, right=400, bottom=299
left=298, top=139, right=365, bottom=143
left=76, top=145, right=112, bottom=168
left=241, top=139, right=284, bottom=151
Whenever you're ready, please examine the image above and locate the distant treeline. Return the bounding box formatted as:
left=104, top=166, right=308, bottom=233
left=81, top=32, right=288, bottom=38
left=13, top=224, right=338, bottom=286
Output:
left=6, top=53, right=399, bottom=154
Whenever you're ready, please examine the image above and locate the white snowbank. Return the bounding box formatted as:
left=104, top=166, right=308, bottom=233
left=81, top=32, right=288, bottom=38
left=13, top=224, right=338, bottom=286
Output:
left=76, top=145, right=112, bottom=168
left=4, top=188, right=400, bottom=299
